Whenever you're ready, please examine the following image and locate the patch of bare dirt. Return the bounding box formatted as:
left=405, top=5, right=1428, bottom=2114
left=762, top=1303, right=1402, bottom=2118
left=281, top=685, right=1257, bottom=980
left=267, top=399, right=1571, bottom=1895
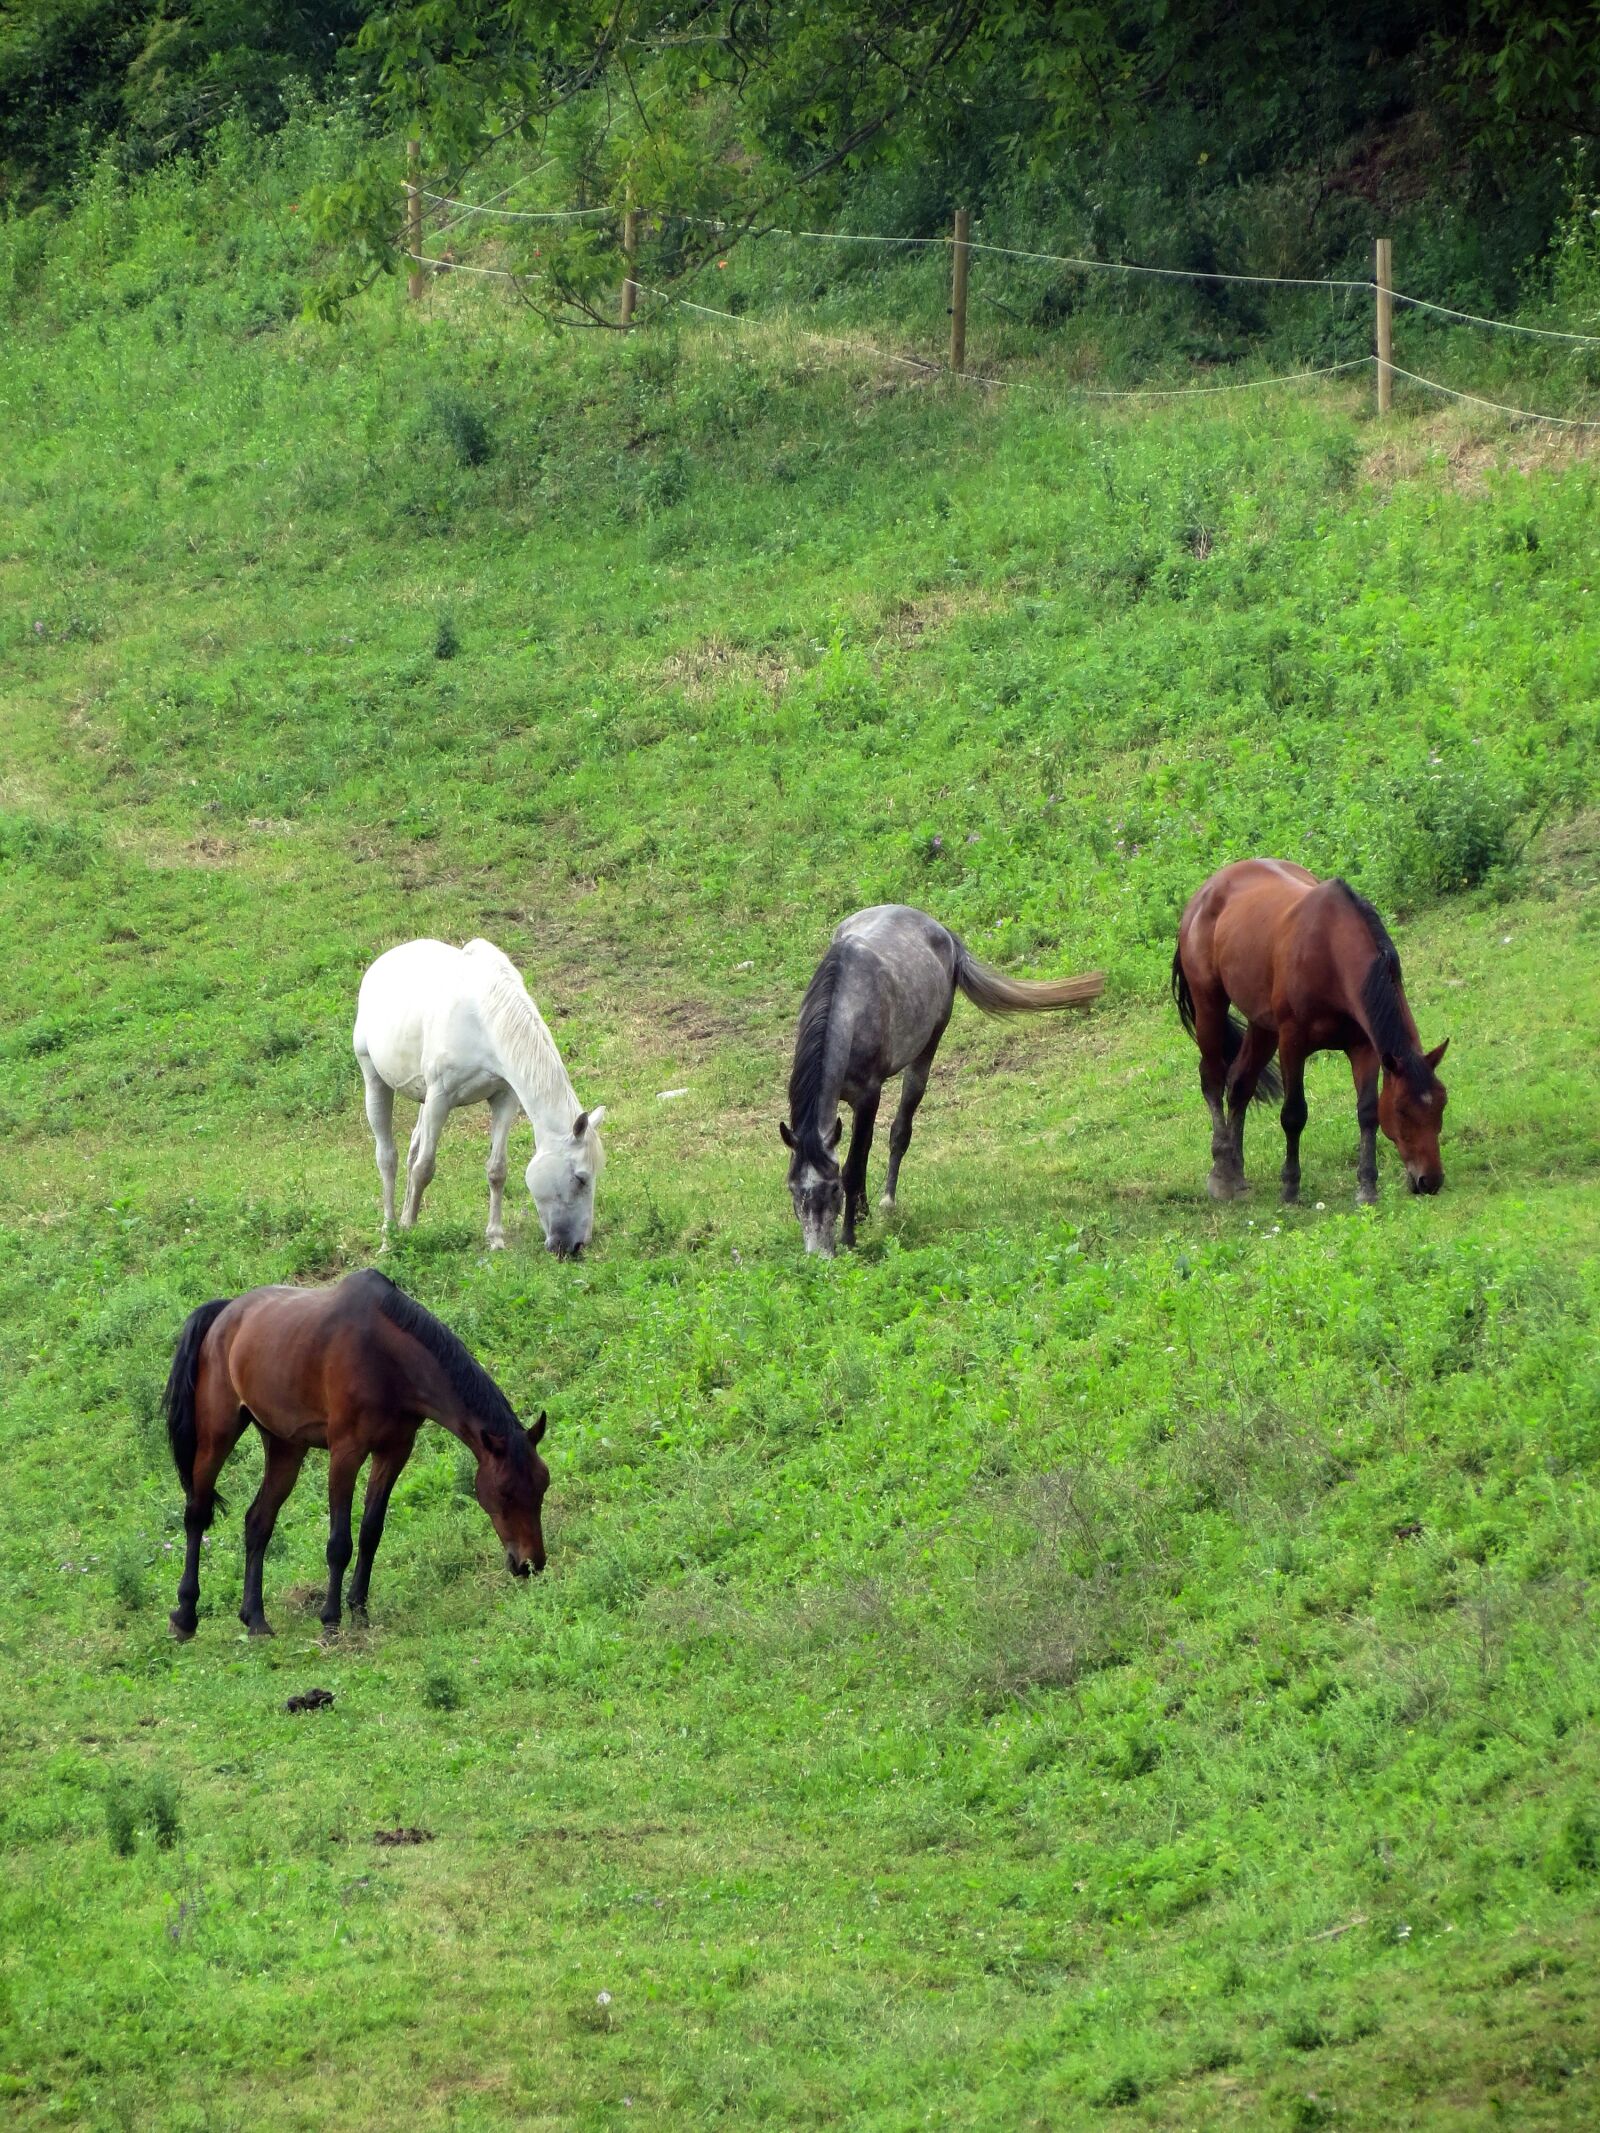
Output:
left=136, top=832, right=238, bottom=870
left=873, top=584, right=999, bottom=646
left=658, top=635, right=792, bottom=705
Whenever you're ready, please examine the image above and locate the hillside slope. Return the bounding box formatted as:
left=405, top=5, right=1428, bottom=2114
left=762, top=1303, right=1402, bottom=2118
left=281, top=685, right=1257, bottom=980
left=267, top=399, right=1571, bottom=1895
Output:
left=1, top=154, right=1599, bottom=2129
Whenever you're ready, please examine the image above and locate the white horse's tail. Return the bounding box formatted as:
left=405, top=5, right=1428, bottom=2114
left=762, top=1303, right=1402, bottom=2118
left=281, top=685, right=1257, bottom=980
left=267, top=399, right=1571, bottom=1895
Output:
left=463, top=939, right=581, bottom=1129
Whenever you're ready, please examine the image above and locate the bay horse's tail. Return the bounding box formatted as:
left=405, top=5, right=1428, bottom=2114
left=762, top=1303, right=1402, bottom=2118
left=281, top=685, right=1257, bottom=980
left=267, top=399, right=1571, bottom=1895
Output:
left=955, top=943, right=1103, bottom=1017
left=162, top=1299, right=231, bottom=1502
left=1171, top=946, right=1282, bottom=1106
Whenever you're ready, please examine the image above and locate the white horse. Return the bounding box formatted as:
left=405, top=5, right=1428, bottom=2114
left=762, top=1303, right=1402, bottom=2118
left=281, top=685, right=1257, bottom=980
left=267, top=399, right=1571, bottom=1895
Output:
left=353, top=938, right=606, bottom=1258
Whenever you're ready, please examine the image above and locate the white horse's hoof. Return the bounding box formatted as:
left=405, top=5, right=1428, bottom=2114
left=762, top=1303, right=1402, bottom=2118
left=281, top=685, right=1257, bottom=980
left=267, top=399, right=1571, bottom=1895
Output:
left=487, top=1235, right=507, bottom=1251
left=878, top=1194, right=896, bottom=1212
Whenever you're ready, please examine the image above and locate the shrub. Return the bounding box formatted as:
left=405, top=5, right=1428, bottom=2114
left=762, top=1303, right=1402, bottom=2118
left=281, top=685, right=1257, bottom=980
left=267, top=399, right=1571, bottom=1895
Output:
left=111, top=1545, right=146, bottom=1613
left=429, top=394, right=493, bottom=467
left=104, top=1783, right=139, bottom=1858
left=144, top=1773, right=181, bottom=1849
left=422, top=1669, right=462, bottom=1711
left=1400, top=764, right=1526, bottom=897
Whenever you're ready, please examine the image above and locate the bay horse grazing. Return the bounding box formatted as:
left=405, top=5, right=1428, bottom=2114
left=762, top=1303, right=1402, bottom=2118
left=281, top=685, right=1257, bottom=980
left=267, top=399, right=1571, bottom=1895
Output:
left=161, top=1269, right=549, bottom=1640
left=1173, top=859, right=1449, bottom=1205
left=354, top=937, right=605, bottom=1258
left=780, top=904, right=1104, bottom=1256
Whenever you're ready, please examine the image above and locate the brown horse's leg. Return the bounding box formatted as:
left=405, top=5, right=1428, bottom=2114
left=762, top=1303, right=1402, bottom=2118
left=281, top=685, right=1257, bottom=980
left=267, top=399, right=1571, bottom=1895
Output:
left=320, top=1442, right=365, bottom=1631
left=1278, top=1032, right=1309, bottom=1204
left=1350, top=1041, right=1381, bottom=1205
left=170, top=1377, right=248, bottom=1641
left=346, top=1435, right=418, bottom=1622
left=840, top=1085, right=881, bottom=1248
left=238, top=1434, right=308, bottom=1637
left=1192, top=992, right=1245, bottom=1198
left=1226, top=1022, right=1280, bottom=1190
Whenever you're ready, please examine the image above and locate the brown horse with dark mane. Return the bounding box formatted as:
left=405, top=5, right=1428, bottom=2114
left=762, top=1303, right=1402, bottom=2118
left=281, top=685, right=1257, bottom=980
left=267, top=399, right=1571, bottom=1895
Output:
left=161, top=1268, right=548, bottom=1640
left=1173, top=860, right=1449, bottom=1205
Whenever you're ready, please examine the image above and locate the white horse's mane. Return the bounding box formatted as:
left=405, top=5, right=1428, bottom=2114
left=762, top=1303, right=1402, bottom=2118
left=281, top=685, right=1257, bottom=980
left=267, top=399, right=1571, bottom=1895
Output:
left=463, top=938, right=579, bottom=1126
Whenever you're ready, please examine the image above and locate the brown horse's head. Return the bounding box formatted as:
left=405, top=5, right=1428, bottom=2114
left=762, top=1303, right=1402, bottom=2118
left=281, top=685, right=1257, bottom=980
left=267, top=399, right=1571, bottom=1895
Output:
left=474, top=1411, right=550, bottom=1575
left=779, top=1116, right=845, bottom=1256
left=1380, top=1040, right=1450, bottom=1194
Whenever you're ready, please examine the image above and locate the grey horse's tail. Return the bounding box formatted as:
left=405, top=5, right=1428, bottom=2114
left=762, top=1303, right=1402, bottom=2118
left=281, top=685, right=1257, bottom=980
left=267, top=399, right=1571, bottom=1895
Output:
left=954, top=942, right=1104, bottom=1018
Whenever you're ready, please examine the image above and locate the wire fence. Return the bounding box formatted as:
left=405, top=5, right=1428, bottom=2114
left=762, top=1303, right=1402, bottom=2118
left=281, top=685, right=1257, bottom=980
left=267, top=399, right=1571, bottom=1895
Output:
left=402, top=184, right=1600, bottom=433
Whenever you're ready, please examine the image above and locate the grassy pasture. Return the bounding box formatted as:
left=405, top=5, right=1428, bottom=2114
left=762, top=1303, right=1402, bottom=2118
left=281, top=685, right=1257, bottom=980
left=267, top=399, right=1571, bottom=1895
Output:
left=2, top=139, right=1599, bottom=2129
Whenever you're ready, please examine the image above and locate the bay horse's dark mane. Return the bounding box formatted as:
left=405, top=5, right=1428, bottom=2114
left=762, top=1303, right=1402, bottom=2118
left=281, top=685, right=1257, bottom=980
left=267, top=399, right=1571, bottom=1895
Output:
left=1334, top=880, right=1434, bottom=1096
left=788, top=944, right=843, bottom=1163
left=359, top=1270, right=530, bottom=1469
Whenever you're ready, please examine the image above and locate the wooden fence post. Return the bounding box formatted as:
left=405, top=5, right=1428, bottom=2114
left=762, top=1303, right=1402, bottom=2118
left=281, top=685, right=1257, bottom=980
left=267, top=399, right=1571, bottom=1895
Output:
left=1375, top=236, right=1392, bottom=415
left=950, top=206, right=971, bottom=374
left=407, top=139, right=425, bottom=301
left=620, top=205, right=639, bottom=327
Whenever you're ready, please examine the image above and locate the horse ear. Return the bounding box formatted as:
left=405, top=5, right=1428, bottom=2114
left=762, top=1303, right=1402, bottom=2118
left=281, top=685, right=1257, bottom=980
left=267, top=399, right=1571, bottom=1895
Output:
left=779, top=1121, right=796, bottom=1149
left=1424, top=1039, right=1449, bottom=1072
left=570, top=1110, right=589, bottom=1140
left=825, top=1116, right=843, bottom=1151
left=586, top=1105, right=606, bottom=1132
left=527, top=1410, right=547, bottom=1447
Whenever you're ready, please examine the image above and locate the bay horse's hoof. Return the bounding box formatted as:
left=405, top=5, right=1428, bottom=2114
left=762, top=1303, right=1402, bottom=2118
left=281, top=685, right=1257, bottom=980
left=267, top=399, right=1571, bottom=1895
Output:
left=1207, top=1172, right=1248, bottom=1202
left=169, top=1611, right=196, bottom=1642
left=878, top=1193, right=895, bottom=1212
left=242, top=1618, right=274, bottom=1638
left=1355, top=1186, right=1378, bottom=1207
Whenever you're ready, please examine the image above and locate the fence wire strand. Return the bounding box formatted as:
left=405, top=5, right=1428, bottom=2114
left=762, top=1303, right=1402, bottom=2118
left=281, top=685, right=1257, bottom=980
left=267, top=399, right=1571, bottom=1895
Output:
left=1383, top=363, right=1600, bottom=431
left=415, top=189, right=1600, bottom=348
left=406, top=195, right=1600, bottom=431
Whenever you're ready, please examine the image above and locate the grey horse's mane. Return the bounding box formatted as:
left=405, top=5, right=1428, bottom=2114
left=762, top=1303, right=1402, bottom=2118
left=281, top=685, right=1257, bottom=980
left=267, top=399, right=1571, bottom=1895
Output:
left=788, top=946, right=843, bottom=1164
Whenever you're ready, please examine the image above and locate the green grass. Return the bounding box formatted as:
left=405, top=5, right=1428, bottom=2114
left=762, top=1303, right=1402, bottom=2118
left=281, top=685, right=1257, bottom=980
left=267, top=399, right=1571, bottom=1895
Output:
left=1, top=137, right=1599, bottom=2130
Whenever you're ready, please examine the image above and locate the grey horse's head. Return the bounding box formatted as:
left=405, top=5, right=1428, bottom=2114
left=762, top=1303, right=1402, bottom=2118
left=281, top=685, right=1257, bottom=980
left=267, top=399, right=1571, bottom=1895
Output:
left=526, top=1107, right=606, bottom=1259
left=779, top=1116, right=844, bottom=1257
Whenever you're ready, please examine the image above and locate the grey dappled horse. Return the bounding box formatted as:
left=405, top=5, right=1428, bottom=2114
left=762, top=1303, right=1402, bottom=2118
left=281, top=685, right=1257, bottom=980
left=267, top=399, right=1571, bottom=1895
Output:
left=780, top=905, right=1104, bottom=1255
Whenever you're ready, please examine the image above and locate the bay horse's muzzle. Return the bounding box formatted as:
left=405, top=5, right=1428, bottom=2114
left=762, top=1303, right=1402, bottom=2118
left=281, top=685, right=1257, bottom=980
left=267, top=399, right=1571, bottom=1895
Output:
left=1407, top=1170, right=1444, bottom=1196
left=506, top=1549, right=542, bottom=1578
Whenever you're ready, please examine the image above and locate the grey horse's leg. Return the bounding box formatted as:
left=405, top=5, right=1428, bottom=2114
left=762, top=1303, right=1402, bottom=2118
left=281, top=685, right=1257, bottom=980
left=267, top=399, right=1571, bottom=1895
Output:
left=880, top=1038, right=941, bottom=1210
left=841, top=1086, right=881, bottom=1249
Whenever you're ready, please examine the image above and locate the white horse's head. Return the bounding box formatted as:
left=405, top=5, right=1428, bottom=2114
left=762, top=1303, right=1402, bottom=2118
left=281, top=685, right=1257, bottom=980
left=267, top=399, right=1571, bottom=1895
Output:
left=526, top=1107, right=606, bottom=1259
